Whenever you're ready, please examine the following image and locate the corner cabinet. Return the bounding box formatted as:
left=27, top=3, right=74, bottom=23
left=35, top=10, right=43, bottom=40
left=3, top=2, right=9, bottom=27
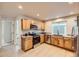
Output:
left=21, top=19, right=31, bottom=30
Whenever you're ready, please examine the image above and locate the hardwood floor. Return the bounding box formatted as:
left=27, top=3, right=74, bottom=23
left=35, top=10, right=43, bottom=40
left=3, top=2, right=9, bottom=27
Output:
left=0, top=43, right=75, bottom=57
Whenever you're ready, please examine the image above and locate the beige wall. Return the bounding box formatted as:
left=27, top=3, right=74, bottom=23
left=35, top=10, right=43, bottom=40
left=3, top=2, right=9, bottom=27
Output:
left=45, top=16, right=77, bottom=35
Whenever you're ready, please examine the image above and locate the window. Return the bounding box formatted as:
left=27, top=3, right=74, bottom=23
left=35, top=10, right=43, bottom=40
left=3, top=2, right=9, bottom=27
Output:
left=52, top=22, right=66, bottom=35
left=72, top=20, right=78, bottom=36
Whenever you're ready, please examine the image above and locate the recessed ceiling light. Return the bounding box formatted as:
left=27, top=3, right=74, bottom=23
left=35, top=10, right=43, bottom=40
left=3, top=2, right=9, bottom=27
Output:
left=69, top=12, right=74, bottom=15
left=37, top=13, right=40, bottom=16
left=68, top=2, right=73, bottom=4
left=18, top=5, right=23, bottom=9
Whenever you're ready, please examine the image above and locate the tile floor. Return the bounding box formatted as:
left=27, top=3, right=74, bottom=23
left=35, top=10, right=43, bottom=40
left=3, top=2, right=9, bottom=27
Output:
left=0, top=43, right=75, bottom=57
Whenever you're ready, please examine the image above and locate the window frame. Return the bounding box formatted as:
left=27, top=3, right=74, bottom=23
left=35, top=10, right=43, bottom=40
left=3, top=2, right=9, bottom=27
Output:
left=52, top=21, right=67, bottom=35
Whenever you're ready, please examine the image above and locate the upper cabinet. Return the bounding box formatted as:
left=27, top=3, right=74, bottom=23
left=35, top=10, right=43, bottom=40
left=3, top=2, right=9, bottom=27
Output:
left=31, top=20, right=45, bottom=30
left=40, top=22, right=45, bottom=31
left=21, top=19, right=31, bottom=30
left=21, top=19, right=45, bottom=31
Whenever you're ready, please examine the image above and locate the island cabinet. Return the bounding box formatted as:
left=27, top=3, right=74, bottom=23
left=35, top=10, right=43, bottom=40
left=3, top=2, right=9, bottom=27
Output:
left=21, top=19, right=31, bottom=30
left=21, top=36, right=33, bottom=52
left=40, top=34, right=45, bottom=43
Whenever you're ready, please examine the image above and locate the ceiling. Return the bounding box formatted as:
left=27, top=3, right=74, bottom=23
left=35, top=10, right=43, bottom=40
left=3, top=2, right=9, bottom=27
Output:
left=0, top=2, right=79, bottom=20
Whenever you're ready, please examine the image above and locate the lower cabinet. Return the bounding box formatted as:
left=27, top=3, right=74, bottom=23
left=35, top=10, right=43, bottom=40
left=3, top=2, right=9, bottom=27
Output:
left=45, top=35, right=48, bottom=42
left=57, top=36, right=64, bottom=47
left=40, top=34, right=45, bottom=43
left=51, top=36, right=64, bottom=47
left=51, top=36, right=59, bottom=46
left=21, top=36, right=33, bottom=51
left=64, top=37, right=74, bottom=50
left=51, top=35, right=75, bottom=51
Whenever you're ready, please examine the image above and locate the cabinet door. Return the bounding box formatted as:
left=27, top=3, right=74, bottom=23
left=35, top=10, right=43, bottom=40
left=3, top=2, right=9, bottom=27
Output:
left=51, top=36, right=59, bottom=45
left=26, top=39, right=33, bottom=50
left=21, top=19, right=30, bottom=30
left=54, top=39, right=59, bottom=45
left=64, top=38, right=72, bottom=50
left=37, top=22, right=41, bottom=30
left=24, top=38, right=33, bottom=50
left=41, top=22, right=45, bottom=30
left=58, top=37, right=64, bottom=47
left=40, top=34, right=44, bottom=43
left=26, top=20, right=31, bottom=30
left=45, top=35, right=48, bottom=42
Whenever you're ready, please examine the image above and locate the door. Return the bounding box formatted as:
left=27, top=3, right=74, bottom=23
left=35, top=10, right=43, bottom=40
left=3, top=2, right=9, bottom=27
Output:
left=3, top=20, right=13, bottom=46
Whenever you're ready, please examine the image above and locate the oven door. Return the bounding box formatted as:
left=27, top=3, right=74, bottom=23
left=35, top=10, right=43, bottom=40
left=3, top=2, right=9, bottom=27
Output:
left=33, top=36, right=40, bottom=45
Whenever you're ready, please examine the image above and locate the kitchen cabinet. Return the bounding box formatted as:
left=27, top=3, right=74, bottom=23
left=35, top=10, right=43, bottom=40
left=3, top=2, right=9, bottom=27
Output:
left=40, top=22, right=45, bottom=31
left=21, top=36, right=33, bottom=51
left=57, top=36, right=64, bottom=47
left=21, top=19, right=45, bottom=30
left=31, top=20, right=40, bottom=29
left=51, top=36, right=59, bottom=46
left=64, top=37, right=74, bottom=50
left=45, top=35, right=51, bottom=44
left=45, top=35, right=48, bottom=42
left=37, top=23, right=41, bottom=30
left=30, top=20, right=45, bottom=30
left=21, top=19, right=31, bottom=30
left=40, top=34, right=45, bottom=43
left=51, top=35, right=75, bottom=51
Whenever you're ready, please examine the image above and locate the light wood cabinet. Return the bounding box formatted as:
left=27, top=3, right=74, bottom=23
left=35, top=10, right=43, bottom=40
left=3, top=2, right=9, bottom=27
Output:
left=64, top=37, right=73, bottom=50
left=57, top=36, right=64, bottom=47
left=40, top=34, right=45, bottom=43
left=36, top=22, right=41, bottom=30
left=21, top=36, right=33, bottom=51
left=40, top=22, right=45, bottom=30
left=45, top=35, right=48, bottom=42
left=21, top=19, right=45, bottom=31
left=30, top=20, right=45, bottom=30
left=21, top=19, right=31, bottom=30
left=51, top=36, right=59, bottom=45
left=51, top=35, right=75, bottom=51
